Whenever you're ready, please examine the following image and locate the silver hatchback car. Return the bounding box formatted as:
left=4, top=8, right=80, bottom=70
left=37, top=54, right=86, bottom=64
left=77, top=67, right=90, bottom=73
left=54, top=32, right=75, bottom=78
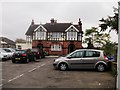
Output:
left=53, top=49, right=110, bottom=72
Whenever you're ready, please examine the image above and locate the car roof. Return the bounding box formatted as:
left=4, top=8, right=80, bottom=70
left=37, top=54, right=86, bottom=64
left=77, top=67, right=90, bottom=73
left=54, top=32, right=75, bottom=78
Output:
left=75, top=49, right=103, bottom=52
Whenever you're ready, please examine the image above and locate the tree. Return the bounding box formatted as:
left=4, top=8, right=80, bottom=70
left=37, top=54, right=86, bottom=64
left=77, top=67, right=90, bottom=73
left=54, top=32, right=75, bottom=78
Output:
left=84, top=27, right=110, bottom=48
left=101, top=41, right=118, bottom=61
left=84, top=27, right=98, bottom=48
left=99, top=7, right=118, bottom=33
left=94, top=32, right=110, bottom=47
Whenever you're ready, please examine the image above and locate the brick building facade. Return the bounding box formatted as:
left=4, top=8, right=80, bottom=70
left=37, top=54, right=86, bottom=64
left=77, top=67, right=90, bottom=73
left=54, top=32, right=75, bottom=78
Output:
left=25, top=18, right=83, bottom=55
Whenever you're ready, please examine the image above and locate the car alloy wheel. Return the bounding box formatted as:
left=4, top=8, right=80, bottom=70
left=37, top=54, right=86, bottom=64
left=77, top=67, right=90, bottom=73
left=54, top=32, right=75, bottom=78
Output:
left=59, top=63, right=68, bottom=71
left=97, top=64, right=106, bottom=72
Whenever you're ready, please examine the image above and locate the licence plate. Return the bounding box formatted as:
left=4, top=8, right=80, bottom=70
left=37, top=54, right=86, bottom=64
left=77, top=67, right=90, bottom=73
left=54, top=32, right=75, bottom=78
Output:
left=15, top=58, right=20, bottom=60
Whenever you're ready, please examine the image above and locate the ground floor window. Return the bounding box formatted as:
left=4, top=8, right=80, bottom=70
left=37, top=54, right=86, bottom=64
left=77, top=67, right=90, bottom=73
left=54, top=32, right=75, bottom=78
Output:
left=51, top=44, right=62, bottom=51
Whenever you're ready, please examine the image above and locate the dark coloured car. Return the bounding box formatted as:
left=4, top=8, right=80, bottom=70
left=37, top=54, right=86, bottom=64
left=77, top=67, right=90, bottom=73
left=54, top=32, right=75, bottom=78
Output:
left=27, top=48, right=45, bottom=59
left=12, top=50, right=36, bottom=63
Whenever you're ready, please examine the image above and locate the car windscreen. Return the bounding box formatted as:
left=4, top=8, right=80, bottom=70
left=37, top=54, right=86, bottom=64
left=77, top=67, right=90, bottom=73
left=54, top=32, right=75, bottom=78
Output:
left=3, top=49, right=11, bottom=52
left=0, top=49, right=7, bottom=53
left=15, top=51, right=26, bottom=54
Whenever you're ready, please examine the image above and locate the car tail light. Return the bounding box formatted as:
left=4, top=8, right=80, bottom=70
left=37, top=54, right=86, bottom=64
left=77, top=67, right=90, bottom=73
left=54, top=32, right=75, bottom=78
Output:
left=104, top=56, right=109, bottom=61
left=38, top=52, right=39, bottom=54
left=22, top=54, right=27, bottom=57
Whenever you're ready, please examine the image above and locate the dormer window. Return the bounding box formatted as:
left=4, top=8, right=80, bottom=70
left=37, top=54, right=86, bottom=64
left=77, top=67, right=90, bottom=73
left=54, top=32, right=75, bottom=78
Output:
left=65, top=25, right=79, bottom=41
left=34, top=25, right=47, bottom=40
left=67, top=29, right=77, bottom=40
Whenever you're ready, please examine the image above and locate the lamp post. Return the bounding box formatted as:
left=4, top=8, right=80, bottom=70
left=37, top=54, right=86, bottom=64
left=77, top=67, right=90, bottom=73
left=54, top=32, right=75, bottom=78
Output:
left=117, top=1, right=120, bottom=90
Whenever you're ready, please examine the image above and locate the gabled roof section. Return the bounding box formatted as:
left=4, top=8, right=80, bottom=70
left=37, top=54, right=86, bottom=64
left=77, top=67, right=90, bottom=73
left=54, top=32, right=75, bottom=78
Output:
left=65, top=25, right=79, bottom=32
left=34, top=24, right=47, bottom=32
left=0, top=37, right=15, bottom=45
left=25, top=24, right=39, bottom=35
left=25, top=20, right=82, bottom=35
left=43, top=23, right=72, bottom=32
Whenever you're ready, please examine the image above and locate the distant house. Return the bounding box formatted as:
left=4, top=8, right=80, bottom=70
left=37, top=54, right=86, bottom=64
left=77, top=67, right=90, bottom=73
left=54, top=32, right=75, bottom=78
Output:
left=0, top=37, right=16, bottom=48
left=16, top=42, right=32, bottom=50
left=25, top=18, right=83, bottom=55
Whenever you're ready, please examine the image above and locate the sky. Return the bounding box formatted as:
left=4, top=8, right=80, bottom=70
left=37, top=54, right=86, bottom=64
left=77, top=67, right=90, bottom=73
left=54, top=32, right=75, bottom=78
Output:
left=1, top=1, right=119, bottom=43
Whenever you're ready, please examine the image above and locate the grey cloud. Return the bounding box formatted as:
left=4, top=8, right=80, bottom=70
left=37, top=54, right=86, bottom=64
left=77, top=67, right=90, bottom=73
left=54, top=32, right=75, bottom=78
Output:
left=2, top=2, right=118, bottom=41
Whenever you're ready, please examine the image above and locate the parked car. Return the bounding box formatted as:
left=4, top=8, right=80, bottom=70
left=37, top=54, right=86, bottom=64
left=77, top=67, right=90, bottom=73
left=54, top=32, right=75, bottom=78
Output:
left=26, top=48, right=45, bottom=59
left=2, top=48, right=15, bottom=58
left=0, top=49, right=9, bottom=61
left=53, top=49, right=110, bottom=72
left=12, top=50, right=37, bottom=63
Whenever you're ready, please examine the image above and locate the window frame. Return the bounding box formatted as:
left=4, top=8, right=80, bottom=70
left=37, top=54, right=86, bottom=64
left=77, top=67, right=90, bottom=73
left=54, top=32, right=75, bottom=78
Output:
left=51, top=44, right=62, bottom=51
left=67, top=29, right=77, bottom=40
left=84, top=51, right=100, bottom=58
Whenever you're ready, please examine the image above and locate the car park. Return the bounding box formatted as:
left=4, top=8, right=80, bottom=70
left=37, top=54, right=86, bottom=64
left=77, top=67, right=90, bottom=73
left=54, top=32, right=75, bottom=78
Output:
left=53, top=49, right=110, bottom=72
left=12, top=50, right=37, bottom=63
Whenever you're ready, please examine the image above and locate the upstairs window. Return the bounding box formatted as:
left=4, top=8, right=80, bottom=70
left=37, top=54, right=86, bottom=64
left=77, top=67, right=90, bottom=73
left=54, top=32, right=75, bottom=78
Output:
left=35, top=27, right=46, bottom=40
left=48, top=33, right=64, bottom=40
left=51, top=44, right=62, bottom=51
left=67, top=29, right=77, bottom=40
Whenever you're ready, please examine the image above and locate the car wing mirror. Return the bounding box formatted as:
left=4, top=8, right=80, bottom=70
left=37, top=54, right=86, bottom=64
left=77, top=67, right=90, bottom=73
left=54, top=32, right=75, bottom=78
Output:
left=67, top=57, right=72, bottom=59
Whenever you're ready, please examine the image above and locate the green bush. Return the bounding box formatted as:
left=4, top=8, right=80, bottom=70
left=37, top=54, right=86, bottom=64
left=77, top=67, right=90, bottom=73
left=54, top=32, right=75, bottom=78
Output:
left=109, top=62, right=117, bottom=76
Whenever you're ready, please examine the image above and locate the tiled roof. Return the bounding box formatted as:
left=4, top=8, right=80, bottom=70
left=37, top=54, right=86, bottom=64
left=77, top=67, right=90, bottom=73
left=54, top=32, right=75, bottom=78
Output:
left=26, top=22, right=82, bottom=35
left=25, top=24, right=39, bottom=35
left=0, top=37, right=15, bottom=45
left=43, top=23, right=72, bottom=32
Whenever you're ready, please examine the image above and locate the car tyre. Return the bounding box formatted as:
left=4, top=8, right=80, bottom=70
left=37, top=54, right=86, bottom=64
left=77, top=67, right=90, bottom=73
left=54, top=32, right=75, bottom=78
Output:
left=59, top=63, right=68, bottom=71
left=96, top=64, right=106, bottom=72
left=25, top=59, right=29, bottom=63
left=34, top=57, right=37, bottom=61
left=12, top=60, right=16, bottom=63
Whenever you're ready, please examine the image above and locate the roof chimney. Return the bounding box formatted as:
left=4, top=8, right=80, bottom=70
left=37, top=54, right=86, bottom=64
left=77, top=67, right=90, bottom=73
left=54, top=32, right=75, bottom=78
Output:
left=78, top=18, right=82, bottom=32
left=50, top=18, right=57, bottom=24
left=78, top=18, right=82, bottom=26
left=31, top=19, right=34, bottom=25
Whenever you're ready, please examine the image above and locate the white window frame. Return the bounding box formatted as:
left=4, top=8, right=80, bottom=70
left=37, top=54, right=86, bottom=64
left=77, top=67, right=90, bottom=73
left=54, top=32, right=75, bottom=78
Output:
left=35, top=27, right=46, bottom=40
left=51, top=44, right=62, bottom=51
left=67, top=29, right=77, bottom=40
left=49, top=32, right=63, bottom=40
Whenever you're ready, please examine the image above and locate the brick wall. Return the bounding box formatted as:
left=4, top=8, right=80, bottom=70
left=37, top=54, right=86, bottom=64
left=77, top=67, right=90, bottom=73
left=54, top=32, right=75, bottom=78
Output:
left=32, top=40, right=82, bottom=55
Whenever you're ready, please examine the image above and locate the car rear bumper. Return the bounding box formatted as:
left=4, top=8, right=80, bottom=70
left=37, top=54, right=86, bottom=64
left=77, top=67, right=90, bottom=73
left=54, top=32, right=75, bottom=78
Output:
left=12, top=57, right=27, bottom=62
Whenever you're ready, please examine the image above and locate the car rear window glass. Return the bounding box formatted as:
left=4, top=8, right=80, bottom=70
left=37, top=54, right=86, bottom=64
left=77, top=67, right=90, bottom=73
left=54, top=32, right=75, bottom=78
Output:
left=85, top=51, right=100, bottom=57
left=31, top=49, right=38, bottom=52
left=16, top=51, right=26, bottom=54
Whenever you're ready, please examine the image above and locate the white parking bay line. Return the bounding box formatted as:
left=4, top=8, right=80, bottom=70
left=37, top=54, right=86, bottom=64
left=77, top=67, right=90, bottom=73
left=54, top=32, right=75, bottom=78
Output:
left=28, top=63, right=46, bottom=72
left=0, top=84, right=3, bottom=87
left=8, top=74, right=24, bottom=82
left=6, top=63, right=45, bottom=84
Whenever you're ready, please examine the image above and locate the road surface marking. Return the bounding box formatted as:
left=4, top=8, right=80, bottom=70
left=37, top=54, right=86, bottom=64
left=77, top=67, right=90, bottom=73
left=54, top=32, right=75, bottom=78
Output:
left=1, top=79, right=5, bottom=81
left=0, top=84, right=3, bottom=87
left=28, top=63, right=46, bottom=72
left=8, top=74, right=24, bottom=82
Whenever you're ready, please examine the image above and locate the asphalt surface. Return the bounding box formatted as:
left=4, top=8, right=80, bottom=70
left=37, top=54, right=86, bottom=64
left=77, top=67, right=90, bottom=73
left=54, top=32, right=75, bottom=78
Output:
left=1, top=56, right=115, bottom=89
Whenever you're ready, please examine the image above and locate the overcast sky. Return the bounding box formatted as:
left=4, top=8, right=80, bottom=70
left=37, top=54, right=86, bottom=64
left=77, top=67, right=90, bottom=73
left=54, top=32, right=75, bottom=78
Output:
left=1, top=1, right=119, bottom=42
